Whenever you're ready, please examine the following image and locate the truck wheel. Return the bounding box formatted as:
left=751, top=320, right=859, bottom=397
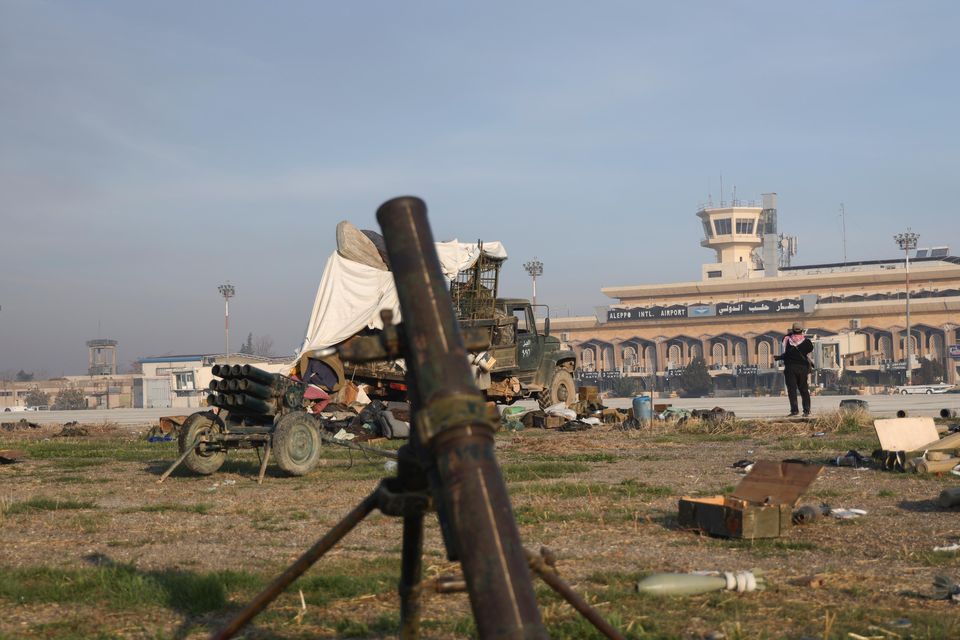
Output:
left=273, top=411, right=322, bottom=476
left=178, top=412, right=227, bottom=475
left=539, top=369, right=576, bottom=409
left=900, top=389, right=908, bottom=395
left=926, top=388, right=933, bottom=394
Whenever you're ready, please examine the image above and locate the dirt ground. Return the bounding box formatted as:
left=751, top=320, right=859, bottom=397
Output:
left=2, top=417, right=960, bottom=639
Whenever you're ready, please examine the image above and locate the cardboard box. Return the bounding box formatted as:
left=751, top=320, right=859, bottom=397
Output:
left=678, top=461, right=822, bottom=539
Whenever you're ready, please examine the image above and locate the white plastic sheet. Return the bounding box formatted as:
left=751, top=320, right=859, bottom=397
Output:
left=297, top=238, right=506, bottom=357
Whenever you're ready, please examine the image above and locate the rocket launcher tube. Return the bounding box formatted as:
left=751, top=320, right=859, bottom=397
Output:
left=240, top=364, right=277, bottom=387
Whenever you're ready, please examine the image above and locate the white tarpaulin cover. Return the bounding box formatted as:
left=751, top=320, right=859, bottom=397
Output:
left=297, top=233, right=506, bottom=358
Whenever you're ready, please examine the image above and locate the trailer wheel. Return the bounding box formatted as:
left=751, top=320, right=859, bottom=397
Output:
left=178, top=412, right=227, bottom=475
left=273, top=411, right=322, bottom=476
left=539, top=368, right=576, bottom=409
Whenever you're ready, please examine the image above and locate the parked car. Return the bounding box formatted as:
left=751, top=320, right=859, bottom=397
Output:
left=892, top=383, right=954, bottom=395
left=3, top=405, right=36, bottom=412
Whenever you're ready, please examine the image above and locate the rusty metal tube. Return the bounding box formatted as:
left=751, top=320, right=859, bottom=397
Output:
left=377, top=196, right=547, bottom=639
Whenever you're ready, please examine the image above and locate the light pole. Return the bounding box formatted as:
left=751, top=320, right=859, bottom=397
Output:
left=218, top=283, right=235, bottom=363
left=523, top=257, right=543, bottom=308
left=894, top=230, right=919, bottom=385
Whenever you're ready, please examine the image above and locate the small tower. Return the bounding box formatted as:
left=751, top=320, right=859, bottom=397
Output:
left=697, top=195, right=764, bottom=280
left=87, top=339, right=118, bottom=376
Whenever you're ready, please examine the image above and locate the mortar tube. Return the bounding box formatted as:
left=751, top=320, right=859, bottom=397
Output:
left=377, top=196, right=546, bottom=639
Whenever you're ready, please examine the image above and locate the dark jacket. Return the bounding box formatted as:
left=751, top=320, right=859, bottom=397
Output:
left=776, top=333, right=813, bottom=367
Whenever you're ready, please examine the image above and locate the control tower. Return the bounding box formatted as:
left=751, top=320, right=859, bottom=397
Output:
left=87, top=339, right=118, bottom=376
left=696, top=192, right=779, bottom=280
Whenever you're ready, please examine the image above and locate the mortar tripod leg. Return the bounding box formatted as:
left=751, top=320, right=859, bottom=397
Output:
left=399, top=512, right=425, bottom=639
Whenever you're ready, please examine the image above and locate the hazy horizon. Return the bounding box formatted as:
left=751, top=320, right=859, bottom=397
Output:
left=2, top=1, right=958, bottom=377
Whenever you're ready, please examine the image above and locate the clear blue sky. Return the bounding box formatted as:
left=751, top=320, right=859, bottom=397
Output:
left=2, top=1, right=958, bottom=376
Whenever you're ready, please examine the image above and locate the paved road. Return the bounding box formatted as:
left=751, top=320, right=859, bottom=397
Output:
left=1, top=407, right=187, bottom=428
left=601, top=394, right=960, bottom=418
left=4, top=394, right=959, bottom=429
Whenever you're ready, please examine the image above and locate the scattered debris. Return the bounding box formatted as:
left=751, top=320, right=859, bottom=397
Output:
left=0, top=449, right=26, bottom=464
left=938, top=487, right=960, bottom=508
left=501, top=406, right=527, bottom=431
left=933, top=575, right=960, bottom=602
left=791, top=505, right=820, bottom=525
left=826, top=507, right=867, bottom=519
left=637, top=569, right=765, bottom=596
left=544, top=402, right=577, bottom=421
left=691, top=407, right=735, bottom=424
left=832, top=449, right=870, bottom=468
left=791, top=574, right=827, bottom=588
left=1, top=418, right=40, bottom=432
left=839, top=399, right=869, bottom=412
left=333, top=428, right=356, bottom=441
left=557, top=420, right=592, bottom=432
left=147, top=415, right=189, bottom=440
left=933, top=543, right=960, bottom=553
left=54, top=425, right=89, bottom=437
left=731, top=459, right=754, bottom=474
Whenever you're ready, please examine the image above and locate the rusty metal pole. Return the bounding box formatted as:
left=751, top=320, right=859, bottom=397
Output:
left=398, top=512, right=424, bottom=639
left=377, top=196, right=547, bottom=640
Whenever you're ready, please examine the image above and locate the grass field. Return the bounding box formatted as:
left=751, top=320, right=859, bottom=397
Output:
left=2, top=413, right=960, bottom=639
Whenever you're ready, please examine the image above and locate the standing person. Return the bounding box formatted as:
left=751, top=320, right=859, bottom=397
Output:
left=774, top=322, right=813, bottom=417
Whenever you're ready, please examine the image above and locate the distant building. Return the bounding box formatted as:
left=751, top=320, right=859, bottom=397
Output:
left=138, top=353, right=291, bottom=409
left=552, top=193, right=960, bottom=391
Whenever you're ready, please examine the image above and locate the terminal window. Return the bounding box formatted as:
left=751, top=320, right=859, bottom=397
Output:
left=735, top=218, right=754, bottom=234
left=713, top=218, right=732, bottom=235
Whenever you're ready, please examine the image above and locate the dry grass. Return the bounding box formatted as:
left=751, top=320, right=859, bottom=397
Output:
left=2, top=418, right=960, bottom=639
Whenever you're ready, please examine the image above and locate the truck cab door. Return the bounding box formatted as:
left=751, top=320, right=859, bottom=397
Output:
left=511, top=304, right=542, bottom=372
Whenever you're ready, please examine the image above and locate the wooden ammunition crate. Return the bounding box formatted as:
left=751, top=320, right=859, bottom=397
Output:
left=678, top=461, right=821, bottom=539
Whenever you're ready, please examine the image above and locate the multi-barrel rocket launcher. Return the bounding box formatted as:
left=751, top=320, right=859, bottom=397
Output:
left=161, top=362, right=397, bottom=483
left=158, top=364, right=324, bottom=483
left=207, top=363, right=306, bottom=416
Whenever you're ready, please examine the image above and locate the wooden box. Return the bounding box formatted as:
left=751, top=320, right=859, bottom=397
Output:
left=531, top=413, right=564, bottom=429
left=678, top=461, right=822, bottom=539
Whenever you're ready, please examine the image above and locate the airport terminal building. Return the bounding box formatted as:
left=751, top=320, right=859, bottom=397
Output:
left=552, top=194, right=960, bottom=390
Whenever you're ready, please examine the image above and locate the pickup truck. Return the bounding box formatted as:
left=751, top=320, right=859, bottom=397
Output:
left=892, top=383, right=954, bottom=395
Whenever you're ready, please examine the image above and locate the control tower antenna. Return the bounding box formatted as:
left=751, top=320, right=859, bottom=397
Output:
left=840, top=202, right=848, bottom=264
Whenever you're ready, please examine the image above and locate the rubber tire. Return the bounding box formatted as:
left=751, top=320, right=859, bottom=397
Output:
left=272, top=411, right=322, bottom=476
left=539, top=368, right=576, bottom=409
left=926, top=389, right=933, bottom=394
left=178, top=412, right=227, bottom=475
left=900, top=389, right=908, bottom=395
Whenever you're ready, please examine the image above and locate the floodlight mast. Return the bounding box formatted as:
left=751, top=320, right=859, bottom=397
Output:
left=893, top=230, right=919, bottom=385
left=523, top=258, right=544, bottom=307
left=218, top=283, right=235, bottom=364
